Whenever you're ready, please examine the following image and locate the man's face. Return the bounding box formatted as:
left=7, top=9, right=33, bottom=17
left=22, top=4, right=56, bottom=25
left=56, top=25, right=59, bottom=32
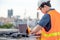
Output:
left=39, top=7, right=47, bottom=14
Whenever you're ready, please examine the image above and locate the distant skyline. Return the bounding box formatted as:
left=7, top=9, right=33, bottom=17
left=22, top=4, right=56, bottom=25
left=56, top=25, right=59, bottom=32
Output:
left=0, top=0, right=60, bottom=19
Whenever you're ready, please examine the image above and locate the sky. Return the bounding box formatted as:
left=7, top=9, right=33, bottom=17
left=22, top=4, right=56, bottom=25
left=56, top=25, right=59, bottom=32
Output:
left=0, top=0, right=60, bottom=19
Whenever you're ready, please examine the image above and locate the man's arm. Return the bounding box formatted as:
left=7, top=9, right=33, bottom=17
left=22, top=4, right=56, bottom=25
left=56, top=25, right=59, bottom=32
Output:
left=31, top=14, right=50, bottom=34
left=31, top=25, right=42, bottom=34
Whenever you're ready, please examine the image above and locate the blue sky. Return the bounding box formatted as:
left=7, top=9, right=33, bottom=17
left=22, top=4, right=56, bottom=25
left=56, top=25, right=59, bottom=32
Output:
left=0, top=0, right=60, bottom=19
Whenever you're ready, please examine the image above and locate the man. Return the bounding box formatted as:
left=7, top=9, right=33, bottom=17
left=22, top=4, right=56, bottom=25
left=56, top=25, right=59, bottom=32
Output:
left=31, top=0, right=60, bottom=40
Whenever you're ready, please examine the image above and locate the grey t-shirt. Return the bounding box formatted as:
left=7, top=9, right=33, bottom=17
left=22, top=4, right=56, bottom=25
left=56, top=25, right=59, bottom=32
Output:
left=38, top=14, right=51, bottom=32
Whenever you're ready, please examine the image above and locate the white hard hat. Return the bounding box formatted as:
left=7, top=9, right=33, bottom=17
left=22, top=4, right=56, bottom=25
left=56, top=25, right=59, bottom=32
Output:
left=38, top=0, right=50, bottom=7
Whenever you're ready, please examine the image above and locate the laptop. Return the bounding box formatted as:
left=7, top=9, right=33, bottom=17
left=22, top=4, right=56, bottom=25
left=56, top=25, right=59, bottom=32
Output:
left=18, top=24, right=28, bottom=37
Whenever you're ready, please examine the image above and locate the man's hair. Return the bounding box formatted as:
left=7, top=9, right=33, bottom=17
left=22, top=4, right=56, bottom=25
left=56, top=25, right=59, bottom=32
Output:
left=40, top=1, right=51, bottom=8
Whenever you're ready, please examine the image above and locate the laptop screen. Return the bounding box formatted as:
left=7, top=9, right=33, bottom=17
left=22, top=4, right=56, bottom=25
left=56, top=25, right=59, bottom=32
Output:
left=18, top=24, right=27, bottom=33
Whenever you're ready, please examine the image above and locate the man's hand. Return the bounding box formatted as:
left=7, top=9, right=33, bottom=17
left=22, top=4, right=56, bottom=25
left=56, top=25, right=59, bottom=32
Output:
left=30, top=25, right=42, bottom=35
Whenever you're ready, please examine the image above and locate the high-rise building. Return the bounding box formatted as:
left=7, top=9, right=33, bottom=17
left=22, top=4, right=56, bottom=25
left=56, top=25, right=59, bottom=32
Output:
left=37, top=12, right=39, bottom=19
left=8, top=9, right=13, bottom=18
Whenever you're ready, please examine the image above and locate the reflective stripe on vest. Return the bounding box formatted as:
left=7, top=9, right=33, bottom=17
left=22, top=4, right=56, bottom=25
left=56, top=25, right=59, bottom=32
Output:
left=42, top=32, right=60, bottom=37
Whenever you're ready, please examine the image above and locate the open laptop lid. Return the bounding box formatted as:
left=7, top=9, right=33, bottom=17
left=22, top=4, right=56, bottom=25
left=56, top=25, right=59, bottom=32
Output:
left=18, top=24, right=27, bottom=34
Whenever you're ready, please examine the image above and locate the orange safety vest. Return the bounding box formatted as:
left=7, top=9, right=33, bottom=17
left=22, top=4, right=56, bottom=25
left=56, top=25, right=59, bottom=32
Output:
left=37, top=10, right=60, bottom=40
